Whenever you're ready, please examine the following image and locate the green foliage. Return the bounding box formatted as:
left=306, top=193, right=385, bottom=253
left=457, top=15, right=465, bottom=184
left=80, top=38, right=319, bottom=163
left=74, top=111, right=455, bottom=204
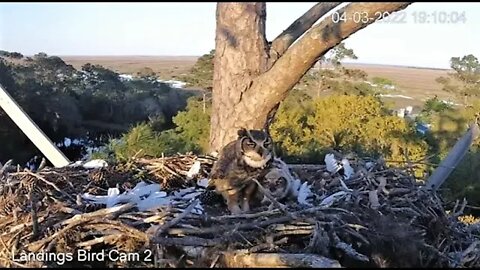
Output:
left=424, top=96, right=451, bottom=113
left=327, top=43, right=358, bottom=68
left=372, top=76, right=394, bottom=86
left=417, top=96, right=453, bottom=123
left=0, top=51, right=23, bottom=59
left=172, top=96, right=211, bottom=153
left=342, top=68, right=368, bottom=80
left=270, top=94, right=429, bottom=176
left=299, top=71, right=376, bottom=97
left=96, top=95, right=211, bottom=162
left=108, top=123, right=192, bottom=161
left=437, top=54, right=480, bottom=99
left=34, top=52, right=48, bottom=59
left=0, top=50, right=192, bottom=164
left=451, top=54, right=480, bottom=84
left=180, top=50, right=214, bottom=90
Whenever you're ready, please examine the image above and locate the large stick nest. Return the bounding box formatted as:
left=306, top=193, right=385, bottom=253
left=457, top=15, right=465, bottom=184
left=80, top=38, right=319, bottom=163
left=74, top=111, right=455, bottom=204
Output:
left=0, top=154, right=478, bottom=268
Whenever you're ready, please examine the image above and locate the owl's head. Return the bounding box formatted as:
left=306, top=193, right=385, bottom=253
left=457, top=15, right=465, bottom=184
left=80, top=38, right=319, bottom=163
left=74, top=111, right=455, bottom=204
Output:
left=236, top=128, right=274, bottom=168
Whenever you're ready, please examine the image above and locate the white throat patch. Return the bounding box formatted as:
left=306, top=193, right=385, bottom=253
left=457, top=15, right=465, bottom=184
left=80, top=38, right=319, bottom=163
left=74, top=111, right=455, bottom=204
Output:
left=243, top=154, right=271, bottom=169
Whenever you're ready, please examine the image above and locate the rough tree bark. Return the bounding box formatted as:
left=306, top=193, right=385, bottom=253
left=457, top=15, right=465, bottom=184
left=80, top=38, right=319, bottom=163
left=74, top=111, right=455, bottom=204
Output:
left=210, top=2, right=412, bottom=152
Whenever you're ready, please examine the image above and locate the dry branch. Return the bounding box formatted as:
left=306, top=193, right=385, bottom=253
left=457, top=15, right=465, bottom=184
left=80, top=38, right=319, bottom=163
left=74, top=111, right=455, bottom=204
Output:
left=246, top=2, right=413, bottom=116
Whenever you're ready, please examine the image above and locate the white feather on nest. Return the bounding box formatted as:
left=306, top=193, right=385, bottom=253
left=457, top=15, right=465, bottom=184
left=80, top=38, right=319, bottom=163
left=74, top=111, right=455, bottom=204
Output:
left=82, top=181, right=205, bottom=214
left=186, top=161, right=202, bottom=180
left=82, top=159, right=109, bottom=169
left=324, top=153, right=354, bottom=180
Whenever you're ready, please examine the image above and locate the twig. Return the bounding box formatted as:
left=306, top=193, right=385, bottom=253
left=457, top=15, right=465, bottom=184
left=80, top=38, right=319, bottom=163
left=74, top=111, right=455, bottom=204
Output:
left=15, top=171, right=75, bottom=202
left=252, top=179, right=293, bottom=218
left=82, top=220, right=149, bottom=241
left=152, top=199, right=199, bottom=236
left=332, top=232, right=369, bottom=262
left=167, top=215, right=293, bottom=236
left=152, top=236, right=220, bottom=247
left=76, top=234, right=120, bottom=248
left=0, top=257, right=29, bottom=268
left=30, top=202, right=39, bottom=241
left=37, top=158, right=47, bottom=172
left=211, top=209, right=281, bottom=221
left=0, top=160, right=12, bottom=175
left=27, top=217, right=87, bottom=252
left=210, top=253, right=221, bottom=268
left=59, top=203, right=135, bottom=226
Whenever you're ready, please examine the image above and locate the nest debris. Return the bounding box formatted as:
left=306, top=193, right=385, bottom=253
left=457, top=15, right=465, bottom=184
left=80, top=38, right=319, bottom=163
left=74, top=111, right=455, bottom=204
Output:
left=0, top=154, right=478, bottom=268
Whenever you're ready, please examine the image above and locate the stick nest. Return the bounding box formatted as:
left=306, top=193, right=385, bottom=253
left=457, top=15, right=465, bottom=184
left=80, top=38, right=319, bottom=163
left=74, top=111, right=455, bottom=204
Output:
left=0, top=154, right=478, bottom=268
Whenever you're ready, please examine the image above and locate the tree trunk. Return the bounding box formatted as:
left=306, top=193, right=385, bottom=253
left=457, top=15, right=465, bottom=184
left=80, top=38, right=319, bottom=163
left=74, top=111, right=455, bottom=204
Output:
left=210, top=2, right=269, bottom=152
left=210, top=2, right=412, bottom=152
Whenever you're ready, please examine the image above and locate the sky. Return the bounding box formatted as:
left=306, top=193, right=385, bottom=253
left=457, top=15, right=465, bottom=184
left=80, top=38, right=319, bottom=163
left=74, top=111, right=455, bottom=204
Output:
left=0, top=2, right=479, bottom=69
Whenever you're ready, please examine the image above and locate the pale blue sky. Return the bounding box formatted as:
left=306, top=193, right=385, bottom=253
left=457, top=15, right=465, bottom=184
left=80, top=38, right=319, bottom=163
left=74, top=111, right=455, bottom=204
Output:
left=1, top=2, right=479, bottom=69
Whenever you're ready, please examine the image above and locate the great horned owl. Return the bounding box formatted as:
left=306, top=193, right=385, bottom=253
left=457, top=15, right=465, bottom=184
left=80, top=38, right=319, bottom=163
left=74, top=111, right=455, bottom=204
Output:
left=209, top=128, right=274, bottom=214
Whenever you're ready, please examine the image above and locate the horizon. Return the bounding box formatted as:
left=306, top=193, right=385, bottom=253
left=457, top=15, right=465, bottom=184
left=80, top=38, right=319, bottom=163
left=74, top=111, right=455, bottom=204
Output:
left=53, top=55, right=453, bottom=71
left=1, top=2, right=479, bottom=69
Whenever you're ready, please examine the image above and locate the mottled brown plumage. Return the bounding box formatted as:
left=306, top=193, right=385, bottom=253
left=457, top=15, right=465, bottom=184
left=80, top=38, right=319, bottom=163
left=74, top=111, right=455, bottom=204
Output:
left=209, top=128, right=274, bottom=214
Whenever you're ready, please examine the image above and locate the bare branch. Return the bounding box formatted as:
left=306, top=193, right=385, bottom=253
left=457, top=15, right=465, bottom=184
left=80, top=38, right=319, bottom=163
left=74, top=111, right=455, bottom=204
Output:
left=244, top=2, right=412, bottom=118
left=269, top=2, right=341, bottom=62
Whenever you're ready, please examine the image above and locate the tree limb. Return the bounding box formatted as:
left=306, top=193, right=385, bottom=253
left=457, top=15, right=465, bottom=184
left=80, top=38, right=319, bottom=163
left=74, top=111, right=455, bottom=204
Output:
left=269, top=2, right=341, bottom=63
left=245, top=2, right=413, bottom=116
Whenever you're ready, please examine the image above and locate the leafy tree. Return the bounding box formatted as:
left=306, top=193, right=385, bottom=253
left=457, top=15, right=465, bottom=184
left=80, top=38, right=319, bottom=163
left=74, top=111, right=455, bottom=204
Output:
left=326, top=42, right=358, bottom=68
left=437, top=54, right=480, bottom=101
left=451, top=54, right=480, bottom=84
left=372, top=76, right=394, bottom=86
left=271, top=94, right=429, bottom=176
left=297, top=69, right=375, bottom=97
left=0, top=51, right=191, bottom=164
left=0, top=51, right=23, bottom=59
left=181, top=50, right=214, bottom=90
left=172, top=96, right=211, bottom=153
left=109, top=123, right=189, bottom=161
left=423, top=96, right=452, bottom=114
left=415, top=96, right=454, bottom=125
left=210, top=3, right=412, bottom=152
left=96, top=96, right=210, bottom=162
left=34, top=52, right=48, bottom=59
left=343, top=68, right=368, bottom=80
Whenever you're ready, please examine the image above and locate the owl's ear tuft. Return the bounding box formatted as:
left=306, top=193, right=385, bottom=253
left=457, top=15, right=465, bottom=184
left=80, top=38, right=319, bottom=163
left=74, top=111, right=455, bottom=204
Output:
left=237, top=128, right=248, bottom=138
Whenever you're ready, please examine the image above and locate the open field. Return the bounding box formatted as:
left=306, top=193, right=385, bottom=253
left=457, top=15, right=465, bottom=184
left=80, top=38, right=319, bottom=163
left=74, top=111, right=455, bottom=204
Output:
left=62, top=55, right=199, bottom=80
left=61, top=56, right=458, bottom=109
left=344, top=63, right=455, bottom=109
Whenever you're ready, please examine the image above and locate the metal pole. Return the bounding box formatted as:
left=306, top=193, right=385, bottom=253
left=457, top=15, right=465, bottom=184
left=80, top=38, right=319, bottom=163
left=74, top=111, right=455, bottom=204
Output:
left=0, top=84, right=70, bottom=167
